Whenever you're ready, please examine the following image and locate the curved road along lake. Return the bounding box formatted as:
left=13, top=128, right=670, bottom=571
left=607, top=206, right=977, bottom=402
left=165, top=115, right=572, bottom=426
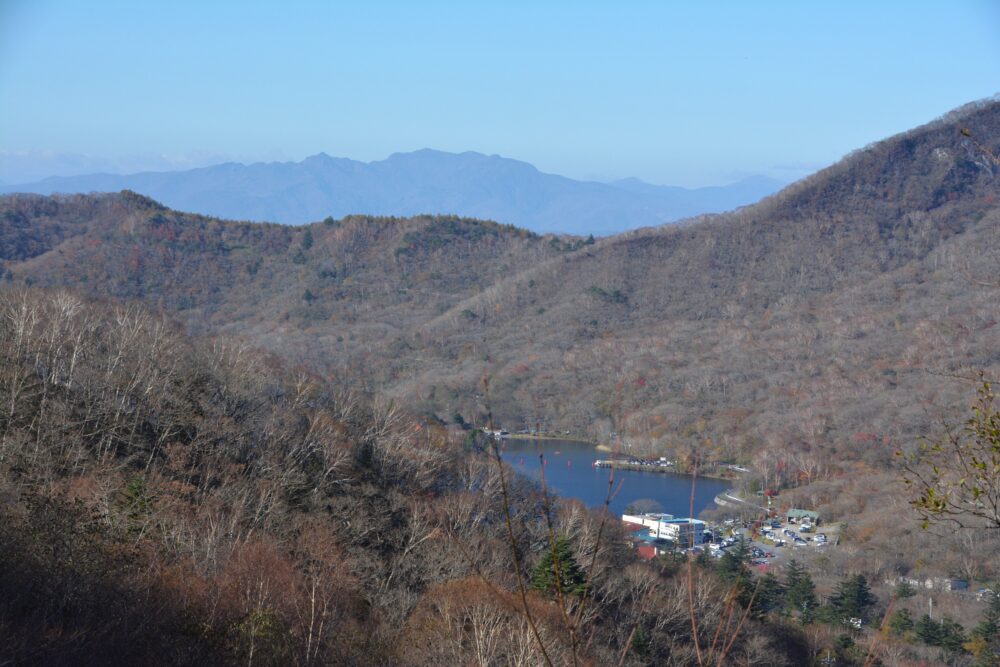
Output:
left=500, top=439, right=729, bottom=518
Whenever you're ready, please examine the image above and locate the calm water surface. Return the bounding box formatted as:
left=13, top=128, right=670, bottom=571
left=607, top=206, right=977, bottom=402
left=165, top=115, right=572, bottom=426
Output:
left=500, top=439, right=728, bottom=518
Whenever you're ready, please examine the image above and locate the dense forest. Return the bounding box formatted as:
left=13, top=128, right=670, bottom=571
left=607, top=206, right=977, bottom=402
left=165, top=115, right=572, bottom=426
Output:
left=2, top=99, right=1000, bottom=664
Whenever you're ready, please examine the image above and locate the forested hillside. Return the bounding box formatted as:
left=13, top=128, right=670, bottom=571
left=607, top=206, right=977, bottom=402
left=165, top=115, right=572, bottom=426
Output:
left=3, top=100, right=998, bottom=474
left=0, top=287, right=803, bottom=665
left=400, top=98, right=1000, bottom=464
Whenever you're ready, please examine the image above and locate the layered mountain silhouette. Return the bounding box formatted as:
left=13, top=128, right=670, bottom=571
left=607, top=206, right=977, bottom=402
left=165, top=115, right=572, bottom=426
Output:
left=1, top=149, right=784, bottom=235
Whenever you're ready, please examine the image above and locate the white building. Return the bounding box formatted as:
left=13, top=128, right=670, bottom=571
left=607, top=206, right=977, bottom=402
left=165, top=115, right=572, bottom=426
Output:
left=622, top=513, right=706, bottom=545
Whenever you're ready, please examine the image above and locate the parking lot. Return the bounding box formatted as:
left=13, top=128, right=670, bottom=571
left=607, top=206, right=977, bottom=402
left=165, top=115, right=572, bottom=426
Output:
left=702, top=516, right=837, bottom=569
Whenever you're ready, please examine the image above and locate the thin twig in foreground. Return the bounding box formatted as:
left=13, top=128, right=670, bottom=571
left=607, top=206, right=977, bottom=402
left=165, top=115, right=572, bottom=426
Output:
left=687, top=457, right=704, bottom=666
left=538, top=448, right=580, bottom=667
left=483, top=378, right=555, bottom=667
left=862, top=597, right=895, bottom=667
left=574, top=433, right=624, bottom=649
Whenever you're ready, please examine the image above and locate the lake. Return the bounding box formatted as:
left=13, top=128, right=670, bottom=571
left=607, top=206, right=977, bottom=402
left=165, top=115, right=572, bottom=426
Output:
left=499, top=439, right=729, bottom=518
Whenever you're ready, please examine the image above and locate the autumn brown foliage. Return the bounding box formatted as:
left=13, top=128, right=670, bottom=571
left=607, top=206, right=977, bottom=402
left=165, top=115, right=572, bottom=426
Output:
left=3, top=97, right=1000, bottom=664
left=0, top=287, right=803, bottom=664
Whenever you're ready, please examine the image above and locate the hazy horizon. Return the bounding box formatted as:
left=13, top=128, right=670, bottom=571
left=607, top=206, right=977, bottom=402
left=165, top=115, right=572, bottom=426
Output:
left=2, top=2, right=999, bottom=187
left=0, top=146, right=791, bottom=188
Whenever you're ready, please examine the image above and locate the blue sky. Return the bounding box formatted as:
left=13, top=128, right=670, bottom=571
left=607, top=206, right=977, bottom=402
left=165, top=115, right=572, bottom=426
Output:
left=1, top=1, right=998, bottom=186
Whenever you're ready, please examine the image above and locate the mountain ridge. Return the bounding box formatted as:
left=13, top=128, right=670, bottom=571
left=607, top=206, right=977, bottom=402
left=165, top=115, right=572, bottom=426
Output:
left=1, top=149, right=785, bottom=235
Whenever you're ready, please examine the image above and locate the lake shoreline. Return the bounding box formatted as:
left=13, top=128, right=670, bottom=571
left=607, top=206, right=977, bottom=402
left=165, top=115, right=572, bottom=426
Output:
left=593, top=460, right=737, bottom=481
left=502, top=437, right=739, bottom=481
left=504, top=433, right=595, bottom=443
left=500, top=439, right=730, bottom=518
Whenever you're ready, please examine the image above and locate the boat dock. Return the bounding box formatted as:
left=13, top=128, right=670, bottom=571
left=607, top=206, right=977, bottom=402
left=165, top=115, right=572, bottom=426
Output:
left=594, top=458, right=676, bottom=473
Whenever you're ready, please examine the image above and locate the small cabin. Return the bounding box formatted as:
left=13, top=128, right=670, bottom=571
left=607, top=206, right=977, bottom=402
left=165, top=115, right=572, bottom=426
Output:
left=786, top=509, right=821, bottom=525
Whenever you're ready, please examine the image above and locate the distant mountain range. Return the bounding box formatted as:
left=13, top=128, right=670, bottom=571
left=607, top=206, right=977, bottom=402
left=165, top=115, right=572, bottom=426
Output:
left=0, top=150, right=785, bottom=235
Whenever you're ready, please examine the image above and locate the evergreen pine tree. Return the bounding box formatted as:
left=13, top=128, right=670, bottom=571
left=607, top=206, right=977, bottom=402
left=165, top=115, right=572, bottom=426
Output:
left=631, top=626, right=649, bottom=659
left=895, top=580, right=917, bottom=599
left=915, top=613, right=941, bottom=645
left=938, top=618, right=967, bottom=653
left=120, top=475, right=154, bottom=535
left=889, top=609, right=913, bottom=637
left=969, top=593, right=1000, bottom=666
left=888, top=608, right=914, bottom=636
left=754, top=572, right=786, bottom=616
left=716, top=538, right=758, bottom=610
left=784, top=559, right=818, bottom=623
left=972, top=591, right=999, bottom=642
left=829, top=574, right=875, bottom=622
left=531, top=537, right=587, bottom=596
left=717, top=538, right=750, bottom=584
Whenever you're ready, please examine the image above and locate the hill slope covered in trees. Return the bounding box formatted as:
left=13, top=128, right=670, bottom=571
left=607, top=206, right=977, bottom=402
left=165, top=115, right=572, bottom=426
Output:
left=2, top=287, right=812, bottom=665
left=2, top=99, right=998, bottom=475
